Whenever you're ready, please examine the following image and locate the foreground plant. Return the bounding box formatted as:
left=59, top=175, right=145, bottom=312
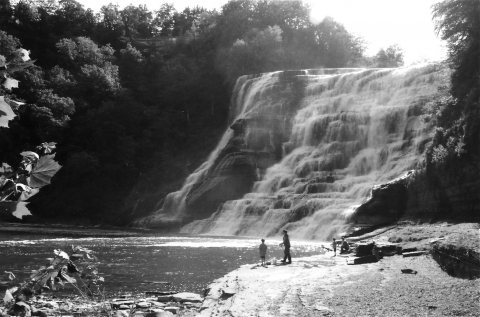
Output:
left=2, top=246, right=113, bottom=317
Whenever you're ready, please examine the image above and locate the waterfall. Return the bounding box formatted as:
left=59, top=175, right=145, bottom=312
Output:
left=141, top=63, right=446, bottom=239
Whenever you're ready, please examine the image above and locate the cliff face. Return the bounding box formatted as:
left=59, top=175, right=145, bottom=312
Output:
left=350, top=167, right=480, bottom=231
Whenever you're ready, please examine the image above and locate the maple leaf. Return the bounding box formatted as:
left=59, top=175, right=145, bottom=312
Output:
left=15, top=49, right=30, bottom=62
left=3, top=78, right=19, bottom=90
left=0, top=96, right=16, bottom=128
left=54, top=249, right=69, bottom=260
left=4, top=271, right=15, bottom=280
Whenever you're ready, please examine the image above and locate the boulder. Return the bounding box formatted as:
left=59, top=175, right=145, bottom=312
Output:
left=379, top=243, right=398, bottom=256
left=355, top=242, right=374, bottom=256
left=172, top=292, right=202, bottom=303
left=221, top=287, right=236, bottom=299
left=351, top=171, right=412, bottom=228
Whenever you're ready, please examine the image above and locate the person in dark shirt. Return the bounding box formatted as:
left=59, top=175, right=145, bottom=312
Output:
left=259, top=239, right=268, bottom=267
left=280, top=229, right=291, bottom=264
left=340, top=237, right=350, bottom=254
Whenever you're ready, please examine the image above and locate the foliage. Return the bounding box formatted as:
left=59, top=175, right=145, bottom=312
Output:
left=373, top=44, right=404, bottom=68
left=0, top=0, right=396, bottom=224
left=2, top=246, right=112, bottom=317
left=423, top=0, right=479, bottom=179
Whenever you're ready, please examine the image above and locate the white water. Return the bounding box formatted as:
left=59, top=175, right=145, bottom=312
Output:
left=179, top=64, right=446, bottom=240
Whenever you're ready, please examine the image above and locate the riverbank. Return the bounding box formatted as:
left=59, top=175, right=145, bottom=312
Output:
left=194, top=222, right=480, bottom=317
left=1, top=222, right=478, bottom=316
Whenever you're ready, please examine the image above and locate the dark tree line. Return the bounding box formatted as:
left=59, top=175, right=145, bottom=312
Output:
left=423, top=0, right=479, bottom=184
left=0, top=0, right=404, bottom=224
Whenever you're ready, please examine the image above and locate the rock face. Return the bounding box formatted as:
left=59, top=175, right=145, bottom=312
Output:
left=350, top=171, right=412, bottom=229
left=404, top=170, right=480, bottom=222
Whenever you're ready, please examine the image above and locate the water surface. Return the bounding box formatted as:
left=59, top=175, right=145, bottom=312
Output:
left=0, top=234, right=324, bottom=295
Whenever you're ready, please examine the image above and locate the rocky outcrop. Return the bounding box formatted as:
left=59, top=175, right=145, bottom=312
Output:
left=431, top=239, right=480, bottom=279
left=351, top=171, right=413, bottom=228
left=404, top=169, right=480, bottom=222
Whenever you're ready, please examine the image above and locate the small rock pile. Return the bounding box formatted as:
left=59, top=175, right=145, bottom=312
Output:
left=0, top=292, right=204, bottom=317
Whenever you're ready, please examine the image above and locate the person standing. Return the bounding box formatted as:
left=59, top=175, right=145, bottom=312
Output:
left=259, top=239, right=268, bottom=267
left=280, top=229, right=291, bottom=264
left=332, top=238, right=337, bottom=256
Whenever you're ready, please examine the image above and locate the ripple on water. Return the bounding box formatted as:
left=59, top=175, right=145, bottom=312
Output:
left=0, top=235, right=329, bottom=295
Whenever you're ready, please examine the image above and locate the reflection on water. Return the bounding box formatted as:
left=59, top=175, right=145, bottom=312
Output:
left=0, top=234, right=325, bottom=295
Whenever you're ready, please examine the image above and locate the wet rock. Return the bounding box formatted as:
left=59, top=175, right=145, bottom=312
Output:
left=44, top=302, right=58, bottom=310
left=136, top=302, right=151, bottom=308
left=403, top=251, right=426, bottom=257
left=111, top=301, right=135, bottom=309
left=163, top=307, right=179, bottom=314
left=156, top=295, right=172, bottom=303
left=172, top=292, right=202, bottom=303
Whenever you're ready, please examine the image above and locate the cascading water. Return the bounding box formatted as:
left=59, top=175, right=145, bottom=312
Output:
left=175, top=64, right=446, bottom=239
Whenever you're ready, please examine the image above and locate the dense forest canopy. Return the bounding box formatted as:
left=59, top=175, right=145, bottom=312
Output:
left=1, top=0, right=474, bottom=225
left=423, top=0, right=479, bottom=183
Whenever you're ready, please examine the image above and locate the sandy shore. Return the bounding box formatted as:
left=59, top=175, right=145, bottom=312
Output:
left=194, top=253, right=479, bottom=317
left=194, top=223, right=480, bottom=317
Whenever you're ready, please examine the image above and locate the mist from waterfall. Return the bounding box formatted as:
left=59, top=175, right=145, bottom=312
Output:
left=180, top=64, right=445, bottom=240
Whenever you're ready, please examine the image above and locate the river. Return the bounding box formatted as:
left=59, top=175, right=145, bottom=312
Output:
left=0, top=233, right=325, bottom=296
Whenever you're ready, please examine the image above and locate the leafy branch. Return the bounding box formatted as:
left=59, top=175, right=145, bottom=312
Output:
left=3, top=246, right=113, bottom=317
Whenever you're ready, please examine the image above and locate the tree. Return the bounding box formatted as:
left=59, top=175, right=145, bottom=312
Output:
left=120, top=4, right=153, bottom=38
left=152, top=3, right=176, bottom=37
left=218, top=25, right=284, bottom=84
left=374, top=44, right=404, bottom=67
left=423, top=0, right=479, bottom=179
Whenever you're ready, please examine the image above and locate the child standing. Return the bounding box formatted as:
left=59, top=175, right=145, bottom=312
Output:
left=259, top=239, right=268, bottom=266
